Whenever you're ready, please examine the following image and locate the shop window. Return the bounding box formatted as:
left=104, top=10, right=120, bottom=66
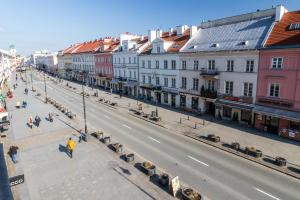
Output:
left=192, top=97, right=199, bottom=110
left=163, top=93, right=168, bottom=104
left=223, top=107, right=232, bottom=118
left=180, top=95, right=186, bottom=107
left=241, top=110, right=252, bottom=123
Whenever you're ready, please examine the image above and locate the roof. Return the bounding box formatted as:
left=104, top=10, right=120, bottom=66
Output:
left=63, top=43, right=82, bottom=54
left=182, top=13, right=275, bottom=52
left=265, top=11, right=300, bottom=47
left=141, top=29, right=190, bottom=55
left=75, top=40, right=103, bottom=54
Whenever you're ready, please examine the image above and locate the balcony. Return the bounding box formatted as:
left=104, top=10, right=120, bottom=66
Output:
left=178, top=88, right=200, bottom=96
left=257, top=96, right=294, bottom=108
left=200, top=87, right=218, bottom=99
left=220, top=94, right=253, bottom=104
left=200, top=68, right=219, bottom=79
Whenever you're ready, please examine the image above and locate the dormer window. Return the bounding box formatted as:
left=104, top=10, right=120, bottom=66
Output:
left=239, top=41, right=249, bottom=46
left=157, top=46, right=160, bottom=53
left=211, top=43, right=219, bottom=48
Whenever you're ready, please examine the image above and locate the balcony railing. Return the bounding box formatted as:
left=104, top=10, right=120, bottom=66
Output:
left=257, top=96, right=294, bottom=108
left=200, top=68, right=219, bottom=75
left=220, top=94, right=253, bottom=104
left=200, top=88, right=218, bottom=99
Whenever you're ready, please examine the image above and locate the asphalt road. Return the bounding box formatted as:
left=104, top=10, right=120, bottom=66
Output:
left=31, top=72, right=300, bottom=200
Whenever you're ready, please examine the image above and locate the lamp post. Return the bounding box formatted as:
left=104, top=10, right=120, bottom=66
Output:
left=43, top=65, right=48, bottom=103
left=30, top=65, right=34, bottom=91
left=80, top=70, right=88, bottom=138
left=24, top=67, right=28, bottom=91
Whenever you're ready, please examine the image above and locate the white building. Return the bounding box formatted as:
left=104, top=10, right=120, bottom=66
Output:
left=138, top=25, right=191, bottom=107
left=112, top=33, right=148, bottom=97
left=0, top=48, right=15, bottom=90
left=180, top=5, right=286, bottom=123
left=32, top=50, right=58, bottom=73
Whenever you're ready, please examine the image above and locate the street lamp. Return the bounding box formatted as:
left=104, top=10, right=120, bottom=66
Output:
left=80, top=70, right=88, bottom=139
left=43, top=64, right=48, bottom=103
left=30, top=65, right=34, bottom=91
left=24, top=67, right=28, bottom=91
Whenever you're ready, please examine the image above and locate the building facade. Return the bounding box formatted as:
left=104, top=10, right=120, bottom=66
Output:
left=94, top=38, right=119, bottom=89
left=180, top=6, right=285, bottom=123
left=138, top=26, right=191, bottom=107
left=254, top=10, right=300, bottom=140
left=112, top=33, right=148, bottom=97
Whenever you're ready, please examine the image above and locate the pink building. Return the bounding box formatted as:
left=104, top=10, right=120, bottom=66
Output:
left=94, top=38, right=119, bottom=89
left=254, top=11, right=300, bottom=141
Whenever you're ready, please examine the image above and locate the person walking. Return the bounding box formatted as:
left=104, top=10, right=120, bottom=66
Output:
left=9, top=145, right=19, bottom=163
left=66, top=138, right=75, bottom=158
left=35, top=115, right=41, bottom=127
left=28, top=116, right=33, bottom=129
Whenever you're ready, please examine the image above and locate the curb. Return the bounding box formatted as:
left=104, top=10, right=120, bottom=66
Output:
left=185, top=133, right=300, bottom=180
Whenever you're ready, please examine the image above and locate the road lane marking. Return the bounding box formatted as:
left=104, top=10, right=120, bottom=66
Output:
left=148, top=137, right=161, bottom=144
left=254, top=187, right=280, bottom=200
left=47, top=86, right=54, bottom=90
left=187, top=155, right=209, bottom=167
left=122, top=124, right=131, bottom=129
left=104, top=115, right=111, bottom=119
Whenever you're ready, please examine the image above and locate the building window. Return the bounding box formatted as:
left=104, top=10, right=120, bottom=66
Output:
left=148, top=76, right=151, bottom=84
left=269, top=83, right=280, bottom=97
left=156, top=60, right=159, bottom=69
left=129, top=57, right=131, bottom=64
left=163, top=93, right=168, bottom=103
left=129, top=71, right=132, bottom=78
left=118, top=58, right=121, bottom=63
left=156, top=77, right=160, bottom=85
left=194, top=60, right=199, bottom=70
left=164, top=60, right=168, bottom=69
left=193, top=78, right=199, bottom=90
left=142, top=60, right=145, bottom=68
left=208, top=60, right=215, bottom=70
left=208, top=80, right=215, bottom=91
left=171, top=78, right=176, bottom=88
left=134, top=71, right=136, bottom=79
left=246, top=60, right=254, bottom=72
left=225, top=81, right=233, bottom=95
left=148, top=60, right=151, bottom=68
left=118, top=70, right=121, bottom=77
left=243, top=82, right=253, bottom=97
left=182, top=77, right=187, bottom=89
left=134, top=57, right=136, bottom=64
left=157, top=46, right=160, bottom=53
left=272, top=57, right=283, bottom=69
left=171, top=60, right=176, bottom=70
left=123, top=57, right=125, bottom=64
left=164, top=78, right=168, bottom=87
left=142, top=75, right=145, bottom=84
left=182, top=60, right=186, bottom=70
left=227, top=60, right=234, bottom=72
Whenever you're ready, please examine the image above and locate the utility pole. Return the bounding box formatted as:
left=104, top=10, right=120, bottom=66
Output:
left=43, top=65, right=48, bottom=103
left=81, top=71, right=88, bottom=139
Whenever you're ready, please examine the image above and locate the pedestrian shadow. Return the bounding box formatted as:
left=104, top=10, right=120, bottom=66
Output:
left=58, top=144, right=69, bottom=157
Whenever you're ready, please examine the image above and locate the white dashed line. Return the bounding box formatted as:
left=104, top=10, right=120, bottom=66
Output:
left=122, top=124, right=131, bottom=129
left=187, top=155, right=209, bottom=167
left=254, top=187, right=280, bottom=200
left=104, top=115, right=111, bottom=119
left=148, top=137, right=161, bottom=144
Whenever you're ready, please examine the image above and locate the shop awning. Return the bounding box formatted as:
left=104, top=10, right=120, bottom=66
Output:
left=253, top=105, right=300, bottom=122
left=215, top=99, right=254, bottom=110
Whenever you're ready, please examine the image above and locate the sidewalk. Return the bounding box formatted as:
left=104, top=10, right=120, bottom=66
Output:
left=62, top=80, right=300, bottom=166
left=5, top=75, right=174, bottom=200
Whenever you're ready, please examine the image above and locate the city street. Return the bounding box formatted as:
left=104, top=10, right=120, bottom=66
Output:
left=31, top=71, right=300, bottom=200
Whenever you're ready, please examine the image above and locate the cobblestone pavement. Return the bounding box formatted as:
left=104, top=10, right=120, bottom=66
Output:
left=4, top=76, right=174, bottom=200
left=63, top=80, right=300, bottom=166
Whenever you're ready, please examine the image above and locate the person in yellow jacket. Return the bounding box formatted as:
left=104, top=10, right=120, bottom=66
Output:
left=66, top=138, right=76, bottom=158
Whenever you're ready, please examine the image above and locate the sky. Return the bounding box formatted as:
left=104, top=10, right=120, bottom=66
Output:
left=0, top=0, right=300, bottom=56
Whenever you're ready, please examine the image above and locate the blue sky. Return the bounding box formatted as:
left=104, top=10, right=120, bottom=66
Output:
left=0, top=0, right=299, bottom=56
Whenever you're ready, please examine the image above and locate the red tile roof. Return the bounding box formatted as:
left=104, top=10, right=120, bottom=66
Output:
left=75, top=40, right=103, bottom=53
left=141, top=29, right=190, bottom=54
left=265, top=11, right=300, bottom=47
left=63, top=43, right=82, bottom=54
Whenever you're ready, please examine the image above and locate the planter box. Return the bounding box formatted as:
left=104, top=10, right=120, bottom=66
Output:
left=207, top=134, right=220, bottom=143
left=275, top=157, right=287, bottom=167
left=125, top=153, right=134, bottom=162
left=159, top=173, right=169, bottom=187
left=141, top=162, right=156, bottom=176
left=181, top=188, right=202, bottom=200
left=102, top=136, right=111, bottom=144
left=245, top=147, right=262, bottom=158
left=112, top=143, right=123, bottom=154
left=231, top=142, right=240, bottom=150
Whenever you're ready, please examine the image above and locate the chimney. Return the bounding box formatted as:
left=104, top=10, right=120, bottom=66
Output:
left=176, top=25, right=189, bottom=35
left=156, top=29, right=162, bottom=38
left=275, top=5, right=287, bottom=22
left=148, top=30, right=157, bottom=42
left=190, top=26, right=198, bottom=38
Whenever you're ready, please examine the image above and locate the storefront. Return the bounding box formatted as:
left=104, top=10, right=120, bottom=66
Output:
left=180, top=95, right=186, bottom=107
left=124, top=81, right=138, bottom=97
left=191, top=97, right=199, bottom=110
left=215, top=99, right=254, bottom=124
left=254, top=105, right=300, bottom=141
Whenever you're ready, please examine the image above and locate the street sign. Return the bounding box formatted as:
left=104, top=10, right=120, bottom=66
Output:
left=9, top=174, right=25, bottom=187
